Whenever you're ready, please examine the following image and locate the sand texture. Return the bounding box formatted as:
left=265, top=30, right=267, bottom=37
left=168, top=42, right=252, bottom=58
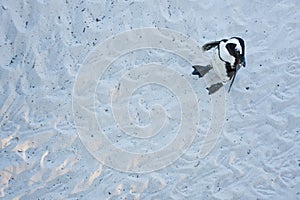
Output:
left=0, top=0, right=299, bottom=199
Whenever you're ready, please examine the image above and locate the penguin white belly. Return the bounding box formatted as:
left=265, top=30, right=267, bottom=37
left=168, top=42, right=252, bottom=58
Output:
left=211, top=51, right=230, bottom=83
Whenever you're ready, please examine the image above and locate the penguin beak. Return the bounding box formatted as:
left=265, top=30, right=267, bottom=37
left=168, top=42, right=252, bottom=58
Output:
left=235, top=49, right=246, bottom=67
left=240, top=56, right=246, bottom=67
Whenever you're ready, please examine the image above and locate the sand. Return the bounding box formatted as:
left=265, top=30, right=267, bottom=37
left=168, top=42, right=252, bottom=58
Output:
left=1, top=0, right=299, bottom=199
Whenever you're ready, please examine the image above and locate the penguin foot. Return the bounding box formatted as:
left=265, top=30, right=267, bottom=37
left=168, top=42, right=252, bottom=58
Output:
left=206, top=82, right=223, bottom=95
left=192, top=65, right=212, bottom=78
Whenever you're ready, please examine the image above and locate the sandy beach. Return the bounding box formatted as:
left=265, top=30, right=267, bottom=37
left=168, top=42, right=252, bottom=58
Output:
left=1, top=0, right=299, bottom=199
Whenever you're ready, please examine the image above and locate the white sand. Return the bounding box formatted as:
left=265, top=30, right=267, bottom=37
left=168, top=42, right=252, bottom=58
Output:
left=1, top=0, right=299, bottom=199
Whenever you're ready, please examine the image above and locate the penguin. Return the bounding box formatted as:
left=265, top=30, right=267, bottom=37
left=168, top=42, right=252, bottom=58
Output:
left=192, top=37, right=246, bottom=94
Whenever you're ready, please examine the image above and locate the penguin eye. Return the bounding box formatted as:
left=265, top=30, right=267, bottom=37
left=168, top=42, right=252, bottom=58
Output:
left=235, top=47, right=241, bottom=55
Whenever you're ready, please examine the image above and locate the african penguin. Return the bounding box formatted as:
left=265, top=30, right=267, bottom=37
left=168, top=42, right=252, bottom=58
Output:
left=192, top=37, right=246, bottom=94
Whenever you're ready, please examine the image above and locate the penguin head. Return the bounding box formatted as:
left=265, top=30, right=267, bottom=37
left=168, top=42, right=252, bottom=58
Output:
left=218, top=37, right=246, bottom=69
left=226, top=37, right=246, bottom=68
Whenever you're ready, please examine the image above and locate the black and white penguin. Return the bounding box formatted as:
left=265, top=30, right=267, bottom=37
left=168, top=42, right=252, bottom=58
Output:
left=192, top=37, right=246, bottom=94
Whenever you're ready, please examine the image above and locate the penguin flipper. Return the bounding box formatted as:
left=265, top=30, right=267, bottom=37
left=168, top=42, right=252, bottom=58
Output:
left=206, top=82, right=223, bottom=95
left=202, top=41, right=220, bottom=51
left=192, top=65, right=212, bottom=77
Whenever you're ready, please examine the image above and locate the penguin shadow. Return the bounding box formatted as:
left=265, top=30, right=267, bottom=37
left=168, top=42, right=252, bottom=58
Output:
left=192, top=65, right=224, bottom=95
